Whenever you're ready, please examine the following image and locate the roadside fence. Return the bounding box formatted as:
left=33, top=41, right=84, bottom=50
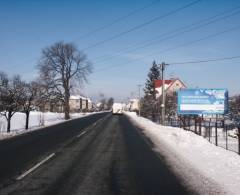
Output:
left=164, top=116, right=240, bottom=155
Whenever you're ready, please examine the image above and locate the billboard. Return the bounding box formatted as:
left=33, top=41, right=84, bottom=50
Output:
left=177, top=89, right=228, bottom=115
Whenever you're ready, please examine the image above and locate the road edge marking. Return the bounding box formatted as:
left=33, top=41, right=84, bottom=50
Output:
left=77, top=131, right=87, bottom=138
left=16, top=153, right=56, bottom=181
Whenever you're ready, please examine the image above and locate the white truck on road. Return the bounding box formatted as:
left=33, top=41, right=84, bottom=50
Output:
left=112, top=103, right=123, bottom=114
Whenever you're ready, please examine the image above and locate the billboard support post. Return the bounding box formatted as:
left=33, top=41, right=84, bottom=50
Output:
left=194, top=116, right=197, bottom=134
left=215, top=115, right=218, bottom=146
left=238, top=127, right=240, bottom=155
left=185, top=116, right=187, bottom=130
left=224, top=120, right=228, bottom=150
left=208, top=118, right=211, bottom=142
left=188, top=116, right=191, bottom=131
left=199, top=117, right=202, bottom=136
left=179, top=115, right=181, bottom=128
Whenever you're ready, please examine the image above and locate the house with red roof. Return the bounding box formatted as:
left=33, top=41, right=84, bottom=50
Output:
left=154, top=78, right=187, bottom=98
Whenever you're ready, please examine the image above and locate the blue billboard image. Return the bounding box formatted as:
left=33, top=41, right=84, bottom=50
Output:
left=177, top=89, right=228, bottom=115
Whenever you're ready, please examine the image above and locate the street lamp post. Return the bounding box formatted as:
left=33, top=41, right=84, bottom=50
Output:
left=138, top=84, right=142, bottom=116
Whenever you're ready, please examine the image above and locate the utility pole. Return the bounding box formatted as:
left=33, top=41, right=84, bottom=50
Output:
left=160, top=62, right=169, bottom=125
left=138, top=84, right=142, bottom=116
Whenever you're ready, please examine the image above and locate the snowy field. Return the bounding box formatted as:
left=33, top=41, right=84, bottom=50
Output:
left=0, top=111, right=95, bottom=140
left=125, top=112, right=240, bottom=195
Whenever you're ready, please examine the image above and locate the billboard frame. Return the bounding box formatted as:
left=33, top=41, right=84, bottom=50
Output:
left=177, top=88, right=228, bottom=115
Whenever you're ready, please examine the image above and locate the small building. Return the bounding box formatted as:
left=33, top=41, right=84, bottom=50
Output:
left=38, top=95, right=93, bottom=113
left=154, top=78, right=187, bottom=98
left=129, top=99, right=139, bottom=112
left=37, top=97, right=63, bottom=113
left=69, top=95, right=93, bottom=112
left=124, top=99, right=139, bottom=112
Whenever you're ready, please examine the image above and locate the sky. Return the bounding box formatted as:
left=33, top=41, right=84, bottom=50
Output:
left=0, top=0, right=240, bottom=102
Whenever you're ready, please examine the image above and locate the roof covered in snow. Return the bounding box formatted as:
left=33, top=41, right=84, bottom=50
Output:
left=154, top=79, right=173, bottom=88
left=70, top=95, right=91, bottom=102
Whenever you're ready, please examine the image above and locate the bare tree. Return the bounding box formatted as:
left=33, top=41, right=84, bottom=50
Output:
left=0, top=75, right=25, bottom=132
left=165, top=92, right=178, bottom=120
left=98, top=93, right=107, bottom=111
left=36, top=79, right=52, bottom=110
left=22, top=81, right=40, bottom=130
left=0, top=72, right=7, bottom=85
left=106, top=97, right=114, bottom=110
left=0, top=72, right=8, bottom=111
left=37, top=41, right=92, bottom=119
left=229, top=95, right=240, bottom=118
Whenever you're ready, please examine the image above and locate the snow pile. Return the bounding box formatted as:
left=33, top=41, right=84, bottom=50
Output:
left=125, top=112, right=240, bottom=195
left=0, top=111, right=94, bottom=140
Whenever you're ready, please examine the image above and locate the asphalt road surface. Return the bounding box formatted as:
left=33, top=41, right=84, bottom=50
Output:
left=0, top=113, right=195, bottom=195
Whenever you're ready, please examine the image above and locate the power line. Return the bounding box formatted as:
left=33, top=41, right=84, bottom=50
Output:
left=73, top=0, right=161, bottom=41
left=9, top=0, right=160, bottom=71
left=170, top=55, right=240, bottom=65
left=92, top=6, right=240, bottom=64
left=95, top=6, right=240, bottom=62
left=94, top=55, right=240, bottom=74
left=10, top=0, right=199, bottom=70
left=93, top=25, right=240, bottom=73
left=127, top=25, right=240, bottom=61
left=123, top=10, right=240, bottom=54
left=150, top=25, right=240, bottom=56
left=82, top=0, right=202, bottom=50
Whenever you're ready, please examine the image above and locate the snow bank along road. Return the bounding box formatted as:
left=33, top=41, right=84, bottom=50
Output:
left=0, top=114, right=196, bottom=195
left=126, top=112, right=240, bottom=195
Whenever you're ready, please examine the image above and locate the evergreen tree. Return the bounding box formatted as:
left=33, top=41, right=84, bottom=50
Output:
left=141, top=61, right=161, bottom=121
